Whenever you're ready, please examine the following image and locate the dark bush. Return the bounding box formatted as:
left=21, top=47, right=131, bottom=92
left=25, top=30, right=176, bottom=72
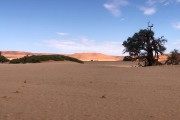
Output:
left=123, top=56, right=133, bottom=61
left=9, top=55, right=84, bottom=64
left=9, top=58, right=21, bottom=64
left=0, top=55, right=9, bottom=63
left=166, top=49, right=180, bottom=65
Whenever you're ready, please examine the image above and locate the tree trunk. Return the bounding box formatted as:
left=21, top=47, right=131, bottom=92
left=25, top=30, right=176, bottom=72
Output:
left=146, top=30, right=155, bottom=66
left=147, top=49, right=155, bottom=66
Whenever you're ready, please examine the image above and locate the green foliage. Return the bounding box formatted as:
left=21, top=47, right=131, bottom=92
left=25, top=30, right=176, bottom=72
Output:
left=0, top=51, right=9, bottom=63
left=122, top=29, right=167, bottom=56
left=0, top=56, right=9, bottom=63
left=122, top=29, right=167, bottom=66
left=9, top=55, right=84, bottom=64
left=9, top=58, right=21, bottom=64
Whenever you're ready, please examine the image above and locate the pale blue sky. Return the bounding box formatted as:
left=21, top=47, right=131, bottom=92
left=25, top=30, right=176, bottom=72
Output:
left=0, top=0, right=180, bottom=55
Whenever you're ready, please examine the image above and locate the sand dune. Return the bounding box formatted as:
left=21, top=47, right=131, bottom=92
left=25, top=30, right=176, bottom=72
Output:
left=1, top=51, right=124, bottom=61
left=158, top=54, right=169, bottom=62
left=69, top=53, right=124, bottom=61
left=1, top=51, right=33, bottom=60
left=1, top=51, right=169, bottom=62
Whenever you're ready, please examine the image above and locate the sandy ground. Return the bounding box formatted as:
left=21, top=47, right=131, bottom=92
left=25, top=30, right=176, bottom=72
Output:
left=0, top=61, right=180, bottom=120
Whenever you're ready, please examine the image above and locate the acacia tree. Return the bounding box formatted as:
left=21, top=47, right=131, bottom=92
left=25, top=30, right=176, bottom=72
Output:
left=122, top=24, right=167, bottom=66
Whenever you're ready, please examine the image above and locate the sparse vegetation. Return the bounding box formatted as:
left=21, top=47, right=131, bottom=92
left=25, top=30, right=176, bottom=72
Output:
left=123, top=56, right=133, bottom=61
left=166, top=49, right=180, bottom=65
left=9, top=55, right=84, bottom=64
left=0, top=51, right=9, bottom=63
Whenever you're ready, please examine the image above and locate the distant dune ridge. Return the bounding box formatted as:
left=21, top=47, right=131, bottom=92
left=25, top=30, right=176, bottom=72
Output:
left=1, top=51, right=33, bottom=60
left=1, top=51, right=169, bottom=62
left=69, top=53, right=124, bottom=61
left=1, top=51, right=124, bottom=61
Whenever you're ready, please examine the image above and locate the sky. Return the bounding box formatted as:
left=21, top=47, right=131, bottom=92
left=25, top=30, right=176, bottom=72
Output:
left=0, top=0, right=180, bottom=56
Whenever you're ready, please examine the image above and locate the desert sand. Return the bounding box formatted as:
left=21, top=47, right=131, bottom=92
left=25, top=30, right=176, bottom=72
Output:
left=0, top=61, right=180, bottom=120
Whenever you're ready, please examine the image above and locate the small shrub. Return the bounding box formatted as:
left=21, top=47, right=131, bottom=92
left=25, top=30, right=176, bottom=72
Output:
left=123, top=56, right=133, bottom=61
left=0, top=55, right=9, bottom=63
left=9, top=58, right=21, bottom=64
left=166, top=49, right=180, bottom=65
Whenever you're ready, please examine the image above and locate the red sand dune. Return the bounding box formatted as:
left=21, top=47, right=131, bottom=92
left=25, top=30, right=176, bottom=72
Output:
left=1, top=51, right=33, bottom=60
left=158, top=54, right=169, bottom=62
left=69, top=53, right=124, bottom=61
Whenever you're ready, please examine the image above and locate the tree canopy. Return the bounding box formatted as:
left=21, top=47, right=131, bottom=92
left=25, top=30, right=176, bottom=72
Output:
left=122, top=26, right=167, bottom=66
